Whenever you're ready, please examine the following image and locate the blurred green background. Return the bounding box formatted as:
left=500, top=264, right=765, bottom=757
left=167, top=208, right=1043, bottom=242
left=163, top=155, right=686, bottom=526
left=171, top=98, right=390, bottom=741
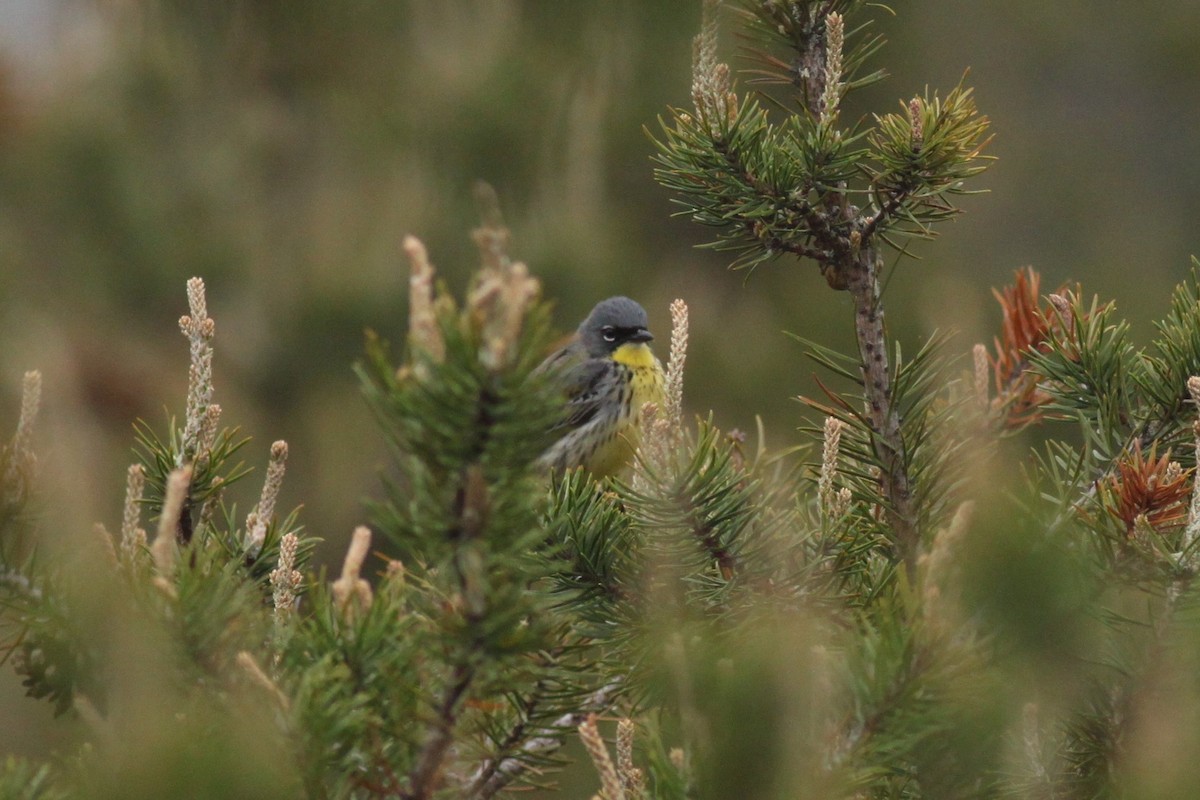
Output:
left=1, top=0, right=1198, bottom=569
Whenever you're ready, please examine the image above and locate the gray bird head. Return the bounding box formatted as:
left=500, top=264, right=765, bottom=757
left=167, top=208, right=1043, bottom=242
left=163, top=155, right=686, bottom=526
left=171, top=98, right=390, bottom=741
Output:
left=578, top=296, right=653, bottom=357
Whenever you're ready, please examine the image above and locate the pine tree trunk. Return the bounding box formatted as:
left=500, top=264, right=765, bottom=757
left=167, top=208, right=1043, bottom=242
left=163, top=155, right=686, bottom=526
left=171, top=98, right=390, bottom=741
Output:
left=848, top=244, right=918, bottom=567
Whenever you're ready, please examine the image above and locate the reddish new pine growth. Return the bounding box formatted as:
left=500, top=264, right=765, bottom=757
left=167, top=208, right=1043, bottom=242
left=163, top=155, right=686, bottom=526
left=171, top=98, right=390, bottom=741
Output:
left=1103, top=445, right=1192, bottom=534
left=989, top=267, right=1079, bottom=427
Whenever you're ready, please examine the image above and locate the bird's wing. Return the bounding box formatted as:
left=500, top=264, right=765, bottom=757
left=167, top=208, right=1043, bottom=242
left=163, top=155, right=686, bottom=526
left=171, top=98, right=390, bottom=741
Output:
left=535, top=355, right=623, bottom=473
left=536, top=342, right=614, bottom=432
left=557, top=358, right=617, bottom=431
left=531, top=333, right=580, bottom=377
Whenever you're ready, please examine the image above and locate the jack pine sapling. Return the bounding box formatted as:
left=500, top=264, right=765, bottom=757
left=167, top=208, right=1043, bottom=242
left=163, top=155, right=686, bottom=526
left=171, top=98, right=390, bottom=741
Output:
left=651, top=0, right=992, bottom=570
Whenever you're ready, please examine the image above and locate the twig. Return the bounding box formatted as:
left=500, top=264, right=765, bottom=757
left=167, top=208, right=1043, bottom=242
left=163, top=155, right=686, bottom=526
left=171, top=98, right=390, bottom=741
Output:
left=466, top=681, right=621, bottom=800
left=405, top=664, right=476, bottom=800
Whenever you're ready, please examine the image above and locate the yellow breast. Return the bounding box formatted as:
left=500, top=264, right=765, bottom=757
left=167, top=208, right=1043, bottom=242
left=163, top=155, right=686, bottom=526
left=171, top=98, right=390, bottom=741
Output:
left=613, top=343, right=665, bottom=411
left=584, top=343, right=665, bottom=478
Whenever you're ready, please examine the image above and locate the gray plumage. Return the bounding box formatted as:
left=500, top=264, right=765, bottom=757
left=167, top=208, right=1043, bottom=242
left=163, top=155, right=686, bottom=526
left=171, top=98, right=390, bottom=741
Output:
left=536, top=297, right=656, bottom=473
left=576, top=296, right=653, bottom=357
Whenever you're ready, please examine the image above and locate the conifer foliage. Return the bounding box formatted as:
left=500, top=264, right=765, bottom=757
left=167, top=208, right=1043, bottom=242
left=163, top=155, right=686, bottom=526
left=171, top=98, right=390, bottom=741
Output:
left=7, top=3, right=1200, bottom=799
left=652, top=0, right=991, bottom=569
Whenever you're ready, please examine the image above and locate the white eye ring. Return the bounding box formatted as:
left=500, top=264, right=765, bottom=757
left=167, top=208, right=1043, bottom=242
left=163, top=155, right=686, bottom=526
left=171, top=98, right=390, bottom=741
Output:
left=601, top=327, right=616, bottom=342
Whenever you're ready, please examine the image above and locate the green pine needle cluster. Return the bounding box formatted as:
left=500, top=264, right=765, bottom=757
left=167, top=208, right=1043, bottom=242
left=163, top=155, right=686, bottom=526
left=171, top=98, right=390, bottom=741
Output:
left=652, top=2, right=990, bottom=276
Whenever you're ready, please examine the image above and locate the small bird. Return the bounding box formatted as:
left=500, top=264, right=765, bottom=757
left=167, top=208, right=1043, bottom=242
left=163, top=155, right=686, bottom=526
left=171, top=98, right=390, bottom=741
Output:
left=537, top=296, right=666, bottom=477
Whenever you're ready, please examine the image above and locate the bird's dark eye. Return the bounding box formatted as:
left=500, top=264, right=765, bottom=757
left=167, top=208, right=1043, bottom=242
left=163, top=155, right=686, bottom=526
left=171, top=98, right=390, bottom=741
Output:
left=601, top=326, right=617, bottom=343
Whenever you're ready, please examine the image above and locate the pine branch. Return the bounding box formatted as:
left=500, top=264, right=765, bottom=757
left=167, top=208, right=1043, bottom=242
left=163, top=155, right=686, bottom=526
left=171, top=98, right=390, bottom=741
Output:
left=735, top=0, right=888, bottom=113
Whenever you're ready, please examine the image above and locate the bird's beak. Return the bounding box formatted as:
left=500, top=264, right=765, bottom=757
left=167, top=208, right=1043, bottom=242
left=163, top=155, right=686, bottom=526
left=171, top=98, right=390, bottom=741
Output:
left=628, top=328, right=654, bottom=343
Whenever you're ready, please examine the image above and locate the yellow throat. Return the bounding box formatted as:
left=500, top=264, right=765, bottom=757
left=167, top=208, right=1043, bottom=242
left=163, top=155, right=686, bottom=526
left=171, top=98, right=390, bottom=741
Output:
left=612, top=341, right=661, bottom=371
